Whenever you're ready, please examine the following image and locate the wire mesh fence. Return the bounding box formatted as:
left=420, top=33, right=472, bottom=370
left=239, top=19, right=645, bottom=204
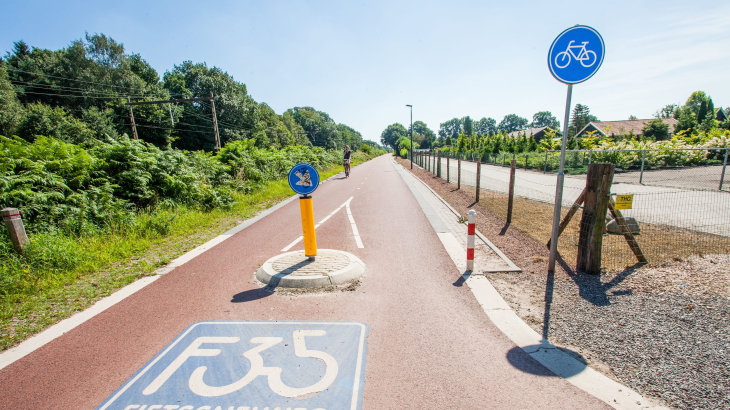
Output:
left=411, top=151, right=730, bottom=270
left=436, top=147, right=730, bottom=192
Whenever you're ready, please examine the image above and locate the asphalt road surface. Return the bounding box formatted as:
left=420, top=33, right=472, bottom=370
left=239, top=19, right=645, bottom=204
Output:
left=0, top=155, right=609, bottom=409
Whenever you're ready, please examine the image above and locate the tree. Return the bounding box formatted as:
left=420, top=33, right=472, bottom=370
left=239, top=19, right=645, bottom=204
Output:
left=697, top=101, right=708, bottom=124
left=409, top=120, right=435, bottom=148
left=567, top=136, right=579, bottom=150
left=380, top=123, right=408, bottom=151
left=285, top=107, right=341, bottom=149
left=684, top=91, right=709, bottom=115
left=5, top=33, right=174, bottom=146
left=462, top=116, right=474, bottom=136
left=654, top=104, right=678, bottom=118
left=530, top=111, right=559, bottom=129
left=642, top=118, right=669, bottom=141
left=16, top=102, right=94, bottom=144
left=439, top=118, right=462, bottom=140
left=674, top=105, right=698, bottom=134
left=568, top=104, right=598, bottom=137
left=0, top=65, right=23, bottom=136
left=628, top=115, right=638, bottom=120
left=497, top=114, right=529, bottom=133
left=337, top=123, right=363, bottom=150
left=362, top=140, right=381, bottom=149
left=699, top=98, right=718, bottom=132
left=396, top=136, right=412, bottom=157
left=164, top=61, right=258, bottom=150
left=474, top=117, right=497, bottom=135
left=128, top=54, right=159, bottom=86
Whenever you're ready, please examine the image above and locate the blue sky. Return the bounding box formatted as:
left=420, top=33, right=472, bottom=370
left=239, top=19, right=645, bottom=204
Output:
left=2, top=0, right=729, bottom=142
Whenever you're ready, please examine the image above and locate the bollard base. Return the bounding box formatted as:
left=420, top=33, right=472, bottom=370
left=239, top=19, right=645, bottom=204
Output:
left=257, top=249, right=364, bottom=288
left=307, top=255, right=316, bottom=261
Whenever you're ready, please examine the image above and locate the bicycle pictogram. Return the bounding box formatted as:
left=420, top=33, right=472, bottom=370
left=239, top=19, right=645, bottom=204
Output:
left=554, top=40, right=597, bottom=69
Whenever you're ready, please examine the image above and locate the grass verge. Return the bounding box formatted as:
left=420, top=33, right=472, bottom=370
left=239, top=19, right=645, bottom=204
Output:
left=0, top=161, right=364, bottom=351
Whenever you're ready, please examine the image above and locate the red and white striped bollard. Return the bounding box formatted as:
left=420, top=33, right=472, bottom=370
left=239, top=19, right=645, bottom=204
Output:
left=466, top=210, right=476, bottom=271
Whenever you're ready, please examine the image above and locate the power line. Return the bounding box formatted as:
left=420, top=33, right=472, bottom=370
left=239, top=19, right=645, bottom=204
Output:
left=112, top=122, right=211, bottom=134
left=10, top=79, right=153, bottom=98
left=11, top=90, right=130, bottom=100
left=4, top=66, right=178, bottom=95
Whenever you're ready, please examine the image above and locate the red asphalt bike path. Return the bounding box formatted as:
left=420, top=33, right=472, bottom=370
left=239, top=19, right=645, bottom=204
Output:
left=0, top=155, right=609, bottom=409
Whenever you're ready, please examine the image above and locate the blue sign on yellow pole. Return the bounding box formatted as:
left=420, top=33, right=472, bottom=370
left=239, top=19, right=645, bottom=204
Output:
left=288, top=163, right=320, bottom=260
left=288, top=163, right=320, bottom=196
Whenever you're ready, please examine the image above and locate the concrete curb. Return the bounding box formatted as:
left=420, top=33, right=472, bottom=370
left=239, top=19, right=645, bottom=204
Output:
left=256, top=249, right=365, bottom=288
left=403, top=162, right=522, bottom=272
left=395, top=159, right=521, bottom=272
left=391, top=157, right=669, bottom=410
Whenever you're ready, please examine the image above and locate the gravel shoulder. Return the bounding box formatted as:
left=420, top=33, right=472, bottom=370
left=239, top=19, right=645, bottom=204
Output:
left=396, top=157, right=730, bottom=410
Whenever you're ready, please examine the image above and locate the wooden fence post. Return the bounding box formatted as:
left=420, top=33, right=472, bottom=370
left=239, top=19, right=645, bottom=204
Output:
left=437, top=150, right=442, bottom=178
left=577, top=163, right=615, bottom=274
left=475, top=156, right=481, bottom=203
left=2, top=208, right=29, bottom=253
left=447, top=155, right=450, bottom=183
left=507, top=159, right=516, bottom=223
left=457, top=154, right=461, bottom=190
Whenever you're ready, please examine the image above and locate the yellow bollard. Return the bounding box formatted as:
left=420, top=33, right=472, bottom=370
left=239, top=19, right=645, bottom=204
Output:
left=300, top=195, right=317, bottom=260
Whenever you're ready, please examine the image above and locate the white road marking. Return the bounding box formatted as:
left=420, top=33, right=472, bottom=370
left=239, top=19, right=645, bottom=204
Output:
left=99, top=321, right=367, bottom=410
left=346, top=199, right=364, bottom=249
left=281, top=236, right=304, bottom=252
left=281, top=198, right=354, bottom=252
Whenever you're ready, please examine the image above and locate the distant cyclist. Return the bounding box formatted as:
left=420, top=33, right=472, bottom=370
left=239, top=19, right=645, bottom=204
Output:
left=343, top=145, right=351, bottom=178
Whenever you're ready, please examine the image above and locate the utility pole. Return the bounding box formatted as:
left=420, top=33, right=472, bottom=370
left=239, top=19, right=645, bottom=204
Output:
left=406, top=104, right=413, bottom=169
left=127, top=96, right=138, bottom=140
left=127, top=95, right=221, bottom=149
left=210, top=91, right=221, bottom=150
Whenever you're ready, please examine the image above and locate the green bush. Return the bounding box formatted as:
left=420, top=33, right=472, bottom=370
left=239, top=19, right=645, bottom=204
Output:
left=0, top=135, right=354, bottom=235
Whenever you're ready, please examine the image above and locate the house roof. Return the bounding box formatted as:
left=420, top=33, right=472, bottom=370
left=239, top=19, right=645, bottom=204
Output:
left=507, top=126, right=551, bottom=138
left=717, top=108, right=728, bottom=122
left=577, top=118, right=678, bottom=137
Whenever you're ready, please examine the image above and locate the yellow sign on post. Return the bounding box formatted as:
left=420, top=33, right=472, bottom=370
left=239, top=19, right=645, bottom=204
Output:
left=288, top=163, right=320, bottom=261
left=614, top=194, right=634, bottom=210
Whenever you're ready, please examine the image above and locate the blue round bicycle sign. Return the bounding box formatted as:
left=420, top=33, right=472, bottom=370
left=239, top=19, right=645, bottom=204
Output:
left=288, top=163, right=320, bottom=195
left=548, top=25, right=605, bottom=84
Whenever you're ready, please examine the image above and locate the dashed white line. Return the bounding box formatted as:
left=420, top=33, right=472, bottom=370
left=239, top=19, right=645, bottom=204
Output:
left=346, top=200, right=364, bottom=249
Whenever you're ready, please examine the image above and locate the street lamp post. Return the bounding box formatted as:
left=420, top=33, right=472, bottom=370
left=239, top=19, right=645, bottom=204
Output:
left=406, top=104, right=413, bottom=169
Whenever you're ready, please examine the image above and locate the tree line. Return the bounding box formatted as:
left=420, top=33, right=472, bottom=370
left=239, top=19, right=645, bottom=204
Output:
left=380, top=90, right=729, bottom=154
left=380, top=110, right=561, bottom=152
left=0, top=33, right=366, bottom=151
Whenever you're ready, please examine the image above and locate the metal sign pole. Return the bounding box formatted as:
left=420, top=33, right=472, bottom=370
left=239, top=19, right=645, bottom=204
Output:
left=548, top=84, right=573, bottom=272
